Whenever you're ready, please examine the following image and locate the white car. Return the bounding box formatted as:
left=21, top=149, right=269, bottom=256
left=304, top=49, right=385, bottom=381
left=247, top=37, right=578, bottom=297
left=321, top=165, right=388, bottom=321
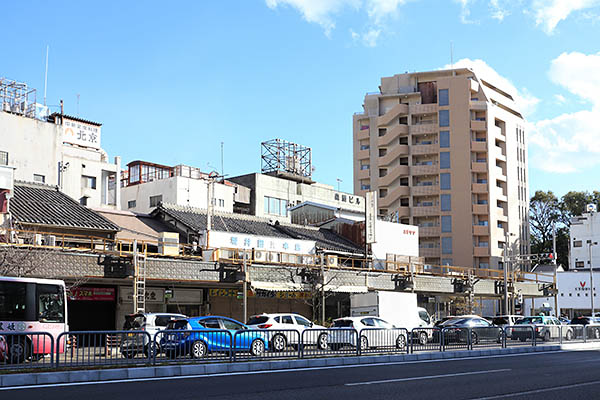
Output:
left=246, top=313, right=327, bottom=351
left=328, top=316, right=408, bottom=351
left=121, top=312, right=187, bottom=357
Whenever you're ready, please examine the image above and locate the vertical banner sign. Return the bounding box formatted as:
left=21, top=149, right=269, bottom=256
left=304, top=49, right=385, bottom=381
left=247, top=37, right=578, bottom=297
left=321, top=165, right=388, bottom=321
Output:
left=366, top=191, right=377, bottom=244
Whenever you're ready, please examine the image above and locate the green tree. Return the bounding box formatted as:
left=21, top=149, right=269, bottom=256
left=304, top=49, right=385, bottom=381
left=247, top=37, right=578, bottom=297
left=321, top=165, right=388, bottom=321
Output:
left=559, top=191, right=598, bottom=225
left=529, top=190, right=560, bottom=256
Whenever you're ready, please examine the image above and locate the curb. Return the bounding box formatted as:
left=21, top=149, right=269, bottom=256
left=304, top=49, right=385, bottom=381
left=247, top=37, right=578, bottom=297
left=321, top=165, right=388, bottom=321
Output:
left=0, top=345, right=566, bottom=388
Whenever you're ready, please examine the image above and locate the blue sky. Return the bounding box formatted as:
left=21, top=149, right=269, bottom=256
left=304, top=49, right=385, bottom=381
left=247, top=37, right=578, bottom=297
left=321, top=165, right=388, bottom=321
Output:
left=2, top=0, right=600, bottom=196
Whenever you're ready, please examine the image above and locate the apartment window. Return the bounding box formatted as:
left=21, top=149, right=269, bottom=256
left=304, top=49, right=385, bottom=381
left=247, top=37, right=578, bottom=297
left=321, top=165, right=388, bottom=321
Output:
left=573, top=240, right=582, bottom=248
left=149, top=195, right=163, bottom=207
left=378, top=128, right=386, bottom=137
left=439, top=89, right=449, bottom=106
left=440, top=173, right=451, bottom=190
left=379, top=189, right=387, bottom=198
left=441, top=258, right=453, bottom=266
left=127, top=200, right=137, bottom=209
left=439, top=110, right=450, bottom=127
left=441, top=216, right=452, bottom=233
left=441, top=237, right=452, bottom=254
left=441, top=194, right=451, bottom=211
left=440, top=131, right=450, bottom=148
left=81, top=175, right=97, bottom=190
left=576, top=261, right=585, bottom=268
left=479, top=263, right=490, bottom=268
left=379, top=148, right=387, bottom=157
left=0, top=151, right=7, bottom=166
left=264, top=196, right=288, bottom=217
left=440, top=152, right=450, bottom=169
left=33, top=174, right=45, bottom=184
left=360, top=144, right=370, bottom=150
left=361, top=184, right=371, bottom=190
left=218, top=199, right=225, bottom=207
left=360, top=164, right=370, bottom=170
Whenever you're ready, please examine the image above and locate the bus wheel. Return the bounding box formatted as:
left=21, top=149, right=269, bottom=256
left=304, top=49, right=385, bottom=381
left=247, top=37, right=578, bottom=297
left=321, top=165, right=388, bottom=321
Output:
left=9, top=337, right=30, bottom=364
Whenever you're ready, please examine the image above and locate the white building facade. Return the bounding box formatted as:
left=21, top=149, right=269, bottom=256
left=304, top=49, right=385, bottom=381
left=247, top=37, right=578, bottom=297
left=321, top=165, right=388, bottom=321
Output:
left=570, top=211, right=600, bottom=270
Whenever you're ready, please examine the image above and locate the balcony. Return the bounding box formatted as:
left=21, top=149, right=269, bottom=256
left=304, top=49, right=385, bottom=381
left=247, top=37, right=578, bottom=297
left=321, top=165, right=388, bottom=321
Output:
left=378, top=186, right=410, bottom=208
left=420, top=247, right=441, bottom=258
left=419, top=226, right=441, bottom=237
left=377, top=103, right=409, bottom=126
left=412, top=143, right=439, bottom=155
left=496, top=207, right=508, bottom=221
left=473, top=225, right=489, bottom=236
left=412, top=204, right=440, bottom=216
left=472, top=183, right=488, bottom=193
left=471, top=161, right=487, bottom=173
left=410, top=124, right=437, bottom=135
left=412, top=185, right=439, bottom=196
left=495, top=167, right=507, bottom=181
left=356, top=128, right=370, bottom=140
left=411, top=164, right=439, bottom=175
left=377, top=165, right=409, bottom=186
left=378, top=145, right=409, bottom=166
left=471, top=120, right=487, bottom=131
left=493, top=148, right=507, bottom=162
left=469, top=100, right=487, bottom=110
left=409, top=103, right=438, bottom=115
left=493, top=126, right=506, bottom=142
left=356, top=168, right=370, bottom=180
left=472, top=203, right=488, bottom=214
left=471, top=141, right=487, bottom=152
left=396, top=206, right=411, bottom=217
left=495, top=188, right=508, bottom=202
left=377, top=124, right=408, bottom=146
left=474, top=246, right=489, bottom=257
left=356, top=149, right=370, bottom=160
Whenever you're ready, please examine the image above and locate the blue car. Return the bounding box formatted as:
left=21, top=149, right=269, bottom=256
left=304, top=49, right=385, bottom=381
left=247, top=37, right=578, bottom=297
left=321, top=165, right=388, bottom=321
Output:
left=160, top=316, right=268, bottom=358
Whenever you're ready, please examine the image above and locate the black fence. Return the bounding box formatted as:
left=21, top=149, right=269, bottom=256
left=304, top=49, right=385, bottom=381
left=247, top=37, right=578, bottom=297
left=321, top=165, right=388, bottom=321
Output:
left=1, top=324, right=595, bottom=371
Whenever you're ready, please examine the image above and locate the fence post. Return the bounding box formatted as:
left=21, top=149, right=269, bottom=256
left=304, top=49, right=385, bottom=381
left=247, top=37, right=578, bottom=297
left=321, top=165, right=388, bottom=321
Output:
left=532, top=327, right=536, bottom=347
left=441, top=329, right=445, bottom=352
left=584, top=325, right=587, bottom=343
left=356, top=329, right=360, bottom=356
left=232, top=331, right=237, bottom=362
left=299, top=330, right=304, bottom=359
left=468, top=327, right=472, bottom=351
left=410, top=329, right=413, bottom=354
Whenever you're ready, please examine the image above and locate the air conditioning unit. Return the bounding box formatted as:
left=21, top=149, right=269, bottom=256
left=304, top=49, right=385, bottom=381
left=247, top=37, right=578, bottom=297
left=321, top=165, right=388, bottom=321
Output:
left=254, top=250, right=267, bottom=263
left=44, top=235, right=56, bottom=247
left=267, top=252, right=280, bottom=263
left=326, top=255, right=338, bottom=268
left=303, top=255, right=315, bottom=265
left=34, top=234, right=43, bottom=246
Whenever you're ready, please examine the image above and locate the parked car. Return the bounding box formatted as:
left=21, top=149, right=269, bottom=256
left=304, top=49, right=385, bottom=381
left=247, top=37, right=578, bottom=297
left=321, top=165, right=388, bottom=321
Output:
left=160, top=316, right=268, bottom=358
left=246, top=313, right=327, bottom=351
left=327, top=316, right=407, bottom=351
left=120, top=312, right=186, bottom=358
left=570, top=316, right=600, bottom=339
left=490, top=315, right=524, bottom=337
left=0, top=335, right=6, bottom=362
left=510, top=316, right=574, bottom=342
left=439, top=316, right=502, bottom=344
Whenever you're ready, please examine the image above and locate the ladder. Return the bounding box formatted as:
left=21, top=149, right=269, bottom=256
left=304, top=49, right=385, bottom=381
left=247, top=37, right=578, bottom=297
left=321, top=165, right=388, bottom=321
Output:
left=133, top=240, right=147, bottom=314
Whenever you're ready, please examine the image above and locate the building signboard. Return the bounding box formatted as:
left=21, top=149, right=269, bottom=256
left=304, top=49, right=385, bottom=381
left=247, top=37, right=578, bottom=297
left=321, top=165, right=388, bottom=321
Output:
left=120, top=287, right=165, bottom=304
left=63, top=118, right=101, bottom=149
left=209, top=288, right=311, bottom=299
left=208, top=230, right=315, bottom=255
left=69, top=287, right=115, bottom=301
left=365, top=191, right=376, bottom=244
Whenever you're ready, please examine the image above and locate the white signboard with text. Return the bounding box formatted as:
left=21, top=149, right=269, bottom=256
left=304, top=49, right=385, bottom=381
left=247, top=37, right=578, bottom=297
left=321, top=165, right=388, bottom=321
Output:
left=365, top=191, right=377, bottom=244
left=208, top=230, right=316, bottom=255
left=63, top=118, right=101, bottom=149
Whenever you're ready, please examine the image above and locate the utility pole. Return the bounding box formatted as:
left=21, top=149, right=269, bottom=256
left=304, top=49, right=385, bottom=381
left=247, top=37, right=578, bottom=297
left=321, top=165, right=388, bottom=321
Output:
left=503, top=232, right=509, bottom=315
left=588, top=240, right=598, bottom=316
left=243, top=251, right=248, bottom=323
left=553, top=225, right=558, bottom=317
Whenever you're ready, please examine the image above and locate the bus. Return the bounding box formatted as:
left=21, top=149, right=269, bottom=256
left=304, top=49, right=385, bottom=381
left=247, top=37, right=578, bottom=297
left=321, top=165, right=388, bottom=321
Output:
left=0, top=276, right=68, bottom=362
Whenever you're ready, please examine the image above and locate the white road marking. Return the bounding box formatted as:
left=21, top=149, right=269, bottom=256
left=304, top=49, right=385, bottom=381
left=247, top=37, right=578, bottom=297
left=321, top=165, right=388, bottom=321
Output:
left=0, top=350, right=567, bottom=391
left=468, top=380, right=600, bottom=399
left=345, top=369, right=511, bottom=386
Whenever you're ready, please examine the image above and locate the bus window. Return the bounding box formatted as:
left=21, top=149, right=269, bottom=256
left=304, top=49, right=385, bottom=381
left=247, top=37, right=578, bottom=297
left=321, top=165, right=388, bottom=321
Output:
left=37, top=284, right=65, bottom=323
left=0, top=282, right=28, bottom=321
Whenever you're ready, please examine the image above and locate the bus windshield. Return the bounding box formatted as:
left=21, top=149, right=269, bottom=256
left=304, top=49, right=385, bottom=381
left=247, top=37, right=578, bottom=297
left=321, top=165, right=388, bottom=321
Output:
left=0, top=280, right=65, bottom=323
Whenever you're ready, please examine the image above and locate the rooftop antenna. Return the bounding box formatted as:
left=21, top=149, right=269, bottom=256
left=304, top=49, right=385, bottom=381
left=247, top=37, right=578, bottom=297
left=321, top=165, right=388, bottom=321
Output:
left=44, top=45, right=49, bottom=106
left=220, top=141, right=224, bottom=178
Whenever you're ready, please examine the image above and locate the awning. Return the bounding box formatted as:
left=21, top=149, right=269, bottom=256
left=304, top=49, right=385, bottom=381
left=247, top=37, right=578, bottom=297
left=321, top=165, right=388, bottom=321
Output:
left=250, top=281, right=308, bottom=292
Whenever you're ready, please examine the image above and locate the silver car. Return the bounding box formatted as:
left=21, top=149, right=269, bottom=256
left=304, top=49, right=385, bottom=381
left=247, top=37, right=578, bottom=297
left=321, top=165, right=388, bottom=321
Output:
left=328, top=316, right=408, bottom=351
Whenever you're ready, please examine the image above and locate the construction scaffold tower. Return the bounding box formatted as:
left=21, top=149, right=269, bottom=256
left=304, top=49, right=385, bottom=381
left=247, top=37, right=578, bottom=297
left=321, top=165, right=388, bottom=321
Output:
left=0, top=77, right=37, bottom=119
left=261, top=139, right=313, bottom=181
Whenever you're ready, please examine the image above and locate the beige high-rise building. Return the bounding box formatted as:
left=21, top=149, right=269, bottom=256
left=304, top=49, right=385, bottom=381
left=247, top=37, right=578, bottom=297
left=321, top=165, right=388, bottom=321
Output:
left=353, top=68, right=529, bottom=269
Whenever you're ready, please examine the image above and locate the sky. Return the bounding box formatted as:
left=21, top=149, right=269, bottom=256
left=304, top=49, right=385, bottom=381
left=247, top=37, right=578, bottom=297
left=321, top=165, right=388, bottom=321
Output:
left=2, top=0, right=599, bottom=197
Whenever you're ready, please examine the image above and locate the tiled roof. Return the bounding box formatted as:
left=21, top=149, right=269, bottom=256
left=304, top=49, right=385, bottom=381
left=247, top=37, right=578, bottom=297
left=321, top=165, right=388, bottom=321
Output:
left=155, top=204, right=363, bottom=254
left=10, top=182, right=120, bottom=232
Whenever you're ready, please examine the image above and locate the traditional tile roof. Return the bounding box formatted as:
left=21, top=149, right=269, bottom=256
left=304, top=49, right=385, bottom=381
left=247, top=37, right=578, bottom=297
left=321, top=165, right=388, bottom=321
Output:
left=154, top=203, right=363, bottom=254
left=10, top=182, right=119, bottom=232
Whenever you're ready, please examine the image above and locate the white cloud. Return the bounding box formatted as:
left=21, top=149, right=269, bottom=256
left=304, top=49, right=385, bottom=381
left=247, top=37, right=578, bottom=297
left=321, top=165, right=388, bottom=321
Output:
left=553, top=94, right=566, bottom=104
left=365, top=0, right=408, bottom=24
left=529, top=52, right=600, bottom=173
left=444, top=58, right=539, bottom=117
left=530, top=0, right=600, bottom=34
left=489, top=0, right=510, bottom=21
left=455, top=0, right=478, bottom=24
left=349, top=28, right=381, bottom=46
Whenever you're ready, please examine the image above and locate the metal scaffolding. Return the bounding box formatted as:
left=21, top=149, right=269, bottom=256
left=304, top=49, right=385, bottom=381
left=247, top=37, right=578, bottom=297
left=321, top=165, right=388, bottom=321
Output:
left=0, top=77, right=37, bottom=119
left=261, top=139, right=312, bottom=179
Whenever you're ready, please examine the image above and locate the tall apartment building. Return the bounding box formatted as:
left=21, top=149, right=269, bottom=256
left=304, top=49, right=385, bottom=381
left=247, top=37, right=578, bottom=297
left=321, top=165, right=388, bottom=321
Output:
left=353, top=68, right=529, bottom=269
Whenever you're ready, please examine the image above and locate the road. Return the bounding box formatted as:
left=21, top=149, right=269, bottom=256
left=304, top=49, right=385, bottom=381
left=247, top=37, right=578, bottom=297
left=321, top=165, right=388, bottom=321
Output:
left=3, top=350, right=600, bottom=399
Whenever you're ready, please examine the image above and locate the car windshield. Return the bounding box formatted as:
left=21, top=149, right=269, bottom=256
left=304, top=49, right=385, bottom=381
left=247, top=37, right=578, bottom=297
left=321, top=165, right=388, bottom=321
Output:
left=492, top=317, right=509, bottom=325
left=333, top=319, right=353, bottom=328
left=247, top=316, right=269, bottom=325
left=166, top=320, right=188, bottom=330
left=123, top=314, right=145, bottom=330
left=441, top=318, right=466, bottom=326
left=516, top=317, right=543, bottom=324
left=419, top=311, right=431, bottom=324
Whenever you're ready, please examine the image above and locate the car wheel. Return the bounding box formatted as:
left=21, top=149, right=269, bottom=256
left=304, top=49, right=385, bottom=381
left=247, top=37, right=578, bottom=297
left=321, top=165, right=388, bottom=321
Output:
left=8, top=338, right=29, bottom=364
left=419, top=332, right=428, bottom=346
left=565, top=330, right=573, bottom=341
left=359, top=336, right=369, bottom=351
left=250, top=339, right=265, bottom=356
left=543, top=331, right=551, bottom=342
left=471, top=332, right=478, bottom=345
left=594, top=329, right=600, bottom=340
left=271, top=334, right=287, bottom=352
left=122, top=352, right=135, bottom=359
left=317, top=333, right=328, bottom=350
left=191, top=341, right=208, bottom=358
left=396, top=334, right=407, bottom=350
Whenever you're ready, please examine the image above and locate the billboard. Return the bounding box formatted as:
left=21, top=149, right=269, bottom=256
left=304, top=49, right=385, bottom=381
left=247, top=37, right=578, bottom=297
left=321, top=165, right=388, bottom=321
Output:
left=365, top=191, right=377, bottom=243
left=63, top=118, right=101, bottom=149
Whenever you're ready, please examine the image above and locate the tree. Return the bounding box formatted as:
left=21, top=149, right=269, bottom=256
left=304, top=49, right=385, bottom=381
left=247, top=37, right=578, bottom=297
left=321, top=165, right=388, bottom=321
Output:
left=529, top=190, right=560, bottom=255
left=559, top=191, right=598, bottom=226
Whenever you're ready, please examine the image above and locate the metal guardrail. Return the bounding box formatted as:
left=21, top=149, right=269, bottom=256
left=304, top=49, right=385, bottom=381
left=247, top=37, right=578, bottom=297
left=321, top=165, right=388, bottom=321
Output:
left=4, top=325, right=600, bottom=371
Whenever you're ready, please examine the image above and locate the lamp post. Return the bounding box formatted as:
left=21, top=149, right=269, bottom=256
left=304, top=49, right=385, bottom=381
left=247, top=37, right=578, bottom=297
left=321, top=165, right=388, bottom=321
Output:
left=503, top=232, right=516, bottom=315
left=588, top=240, right=598, bottom=316
left=336, top=178, right=342, bottom=218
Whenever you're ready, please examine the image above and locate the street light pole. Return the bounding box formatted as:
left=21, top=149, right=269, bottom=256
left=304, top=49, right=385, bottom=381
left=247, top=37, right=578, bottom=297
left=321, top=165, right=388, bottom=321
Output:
left=588, top=240, right=598, bottom=316
left=503, top=233, right=508, bottom=315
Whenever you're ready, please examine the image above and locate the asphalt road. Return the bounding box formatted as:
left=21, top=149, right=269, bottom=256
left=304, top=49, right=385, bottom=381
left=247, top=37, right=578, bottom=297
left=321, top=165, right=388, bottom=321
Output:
left=3, top=350, right=600, bottom=399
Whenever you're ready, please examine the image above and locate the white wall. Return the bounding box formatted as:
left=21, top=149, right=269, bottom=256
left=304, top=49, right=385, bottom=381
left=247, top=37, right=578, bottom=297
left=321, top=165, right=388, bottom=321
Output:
left=371, top=220, right=419, bottom=259
left=570, top=212, right=600, bottom=269
left=533, top=270, right=600, bottom=315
